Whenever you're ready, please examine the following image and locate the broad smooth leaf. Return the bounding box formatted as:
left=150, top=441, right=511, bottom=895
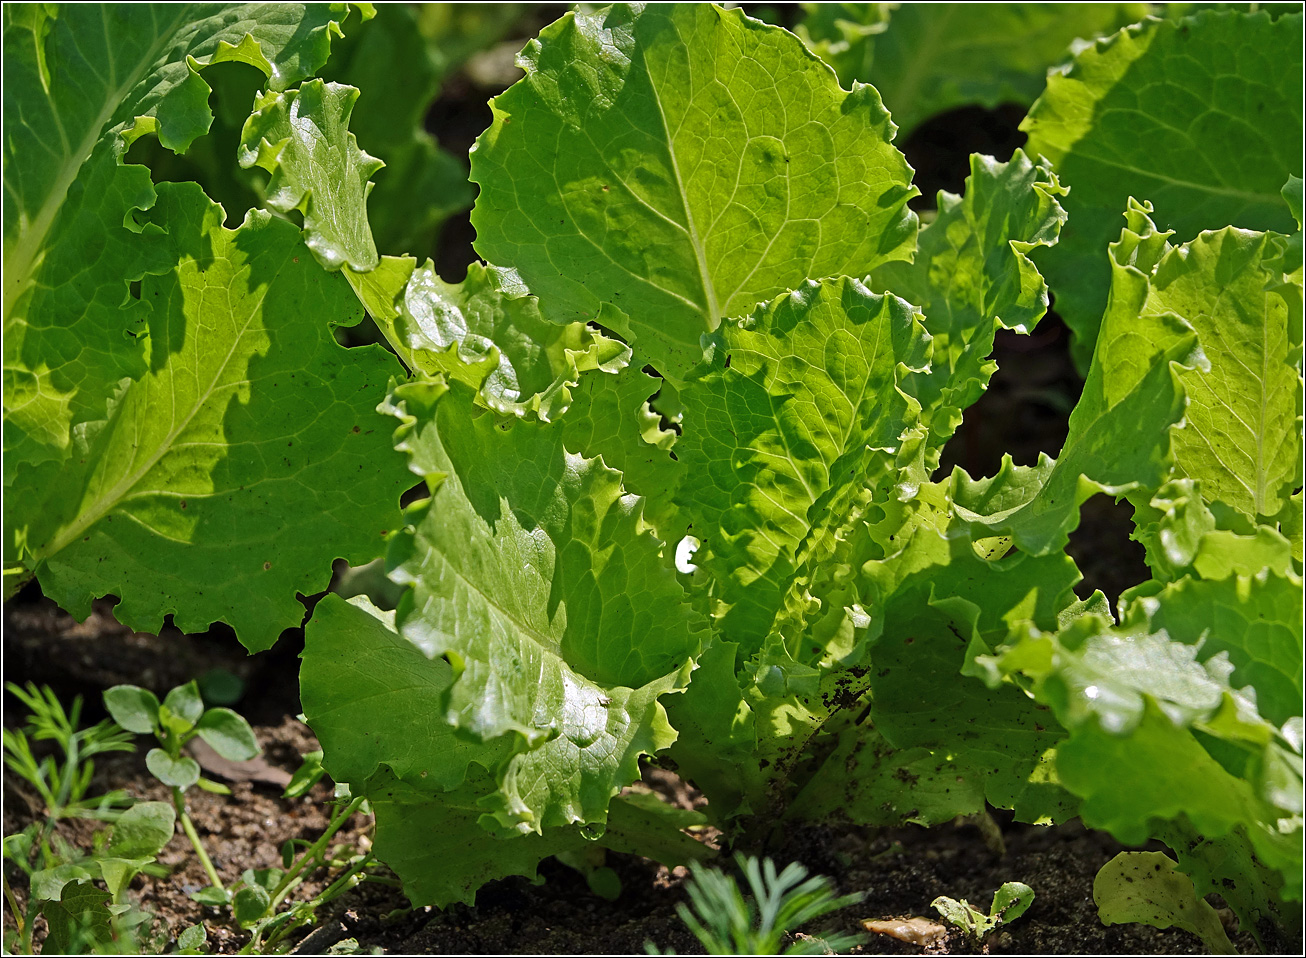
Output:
left=8, top=185, right=409, bottom=651
left=107, top=801, right=177, bottom=859
left=797, top=3, right=1146, bottom=138
left=3, top=3, right=359, bottom=471
left=470, top=3, right=918, bottom=380
left=196, top=708, right=261, bottom=762
left=162, top=681, right=204, bottom=728
left=233, top=884, right=271, bottom=928
left=1023, top=10, right=1303, bottom=367
left=147, top=748, right=201, bottom=789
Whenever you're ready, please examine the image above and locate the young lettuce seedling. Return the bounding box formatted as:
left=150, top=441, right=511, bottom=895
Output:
left=931, top=881, right=1035, bottom=946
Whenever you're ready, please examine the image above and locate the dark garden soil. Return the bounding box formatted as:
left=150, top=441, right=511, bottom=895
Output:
left=4, top=7, right=1298, bottom=956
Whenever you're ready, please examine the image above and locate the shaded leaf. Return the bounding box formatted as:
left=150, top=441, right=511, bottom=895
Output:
left=9, top=185, right=409, bottom=651
left=1023, top=10, right=1303, bottom=366
left=798, top=3, right=1145, bottom=138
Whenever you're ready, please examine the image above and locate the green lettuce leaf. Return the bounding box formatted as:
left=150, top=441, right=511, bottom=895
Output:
left=1094, top=851, right=1236, bottom=954
left=558, top=363, right=684, bottom=541
left=3, top=3, right=359, bottom=471
left=383, top=379, right=701, bottom=832
left=950, top=200, right=1201, bottom=555
left=8, top=185, right=408, bottom=650
left=1023, top=9, right=1303, bottom=367
left=858, top=521, right=1080, bottom=824
left=1157, top=820, right=1294, bottom=949
left=301, top=594, right=574, bottom=906
left=315, top=2, right=510, bottom=259
left=375, top=260, right=629, bottom=421
left=784, top=722, right=988, bottom=828
left=663, top=640, right=766, bottom=821
left=303, top=593, right=714, bottom=907
left=868, top=150, right=1067, bottom=471
left=1121, top=225, right=1300, bottom=521
left=797, top=3, right=1146, bottom=138
left=673, top=276, right=928, bottom=652
left=469, top=3, right=918, bottom=380
left=984, top=612, right=1303, bottom=902
left=237, top=79, right=382, bottom=272
left=1120, top=572, right=1303, bottom=728
left=1127, top=480, right=1299, bottom=586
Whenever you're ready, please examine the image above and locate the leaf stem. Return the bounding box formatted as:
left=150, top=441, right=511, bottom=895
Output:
left=2, top=869, right=31, bottom=955
left=174, top=788, right=224, bottom=892
left=269, top=796, right=364, bottom=908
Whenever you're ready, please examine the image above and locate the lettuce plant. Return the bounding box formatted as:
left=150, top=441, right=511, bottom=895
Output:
left=4, top=2, right=1302, bottom=945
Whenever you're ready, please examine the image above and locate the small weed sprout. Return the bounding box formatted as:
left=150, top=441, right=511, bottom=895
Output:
left=2, top=683, right=175, bottom=954
left=651, top=854, right=865, bottom=955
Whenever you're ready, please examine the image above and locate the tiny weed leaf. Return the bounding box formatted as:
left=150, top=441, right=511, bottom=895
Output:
left=195, top=708, right=261, bottom=762
left=933, top=882, right=1034, bottom=943
left=103, top=686, right=160, bottom=735
left=991, top=882, right=1035, bottom=925
left=106, top=800, right=176, bottom=859
left=241, top=867, right=283, bottom=895
left=40, top=881, right=113, bottom=954
left=177, top=922, right=207, bottom=952
left=283, top=749, right=326, bottom=799
left=162, top=681, right=205, bottom=730
left=146, top=748, right=200, bottom=790
left=191, top=886, right=232, bottom=907
left=233, top=883, right=272, bottom=928
left=195, top=776, right=233, bottom=795
left=931, top=896, right=984, bottom=939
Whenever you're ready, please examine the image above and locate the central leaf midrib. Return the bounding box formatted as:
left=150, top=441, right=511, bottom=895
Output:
left=39, top=250, right=283, bottom=561
left=1075, top=151, right=1282, bottom=208
left=644, top=45, right=721, bottom=331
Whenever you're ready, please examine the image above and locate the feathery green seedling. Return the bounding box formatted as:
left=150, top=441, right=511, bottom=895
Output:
left=649, top=854, right=864, bottom=955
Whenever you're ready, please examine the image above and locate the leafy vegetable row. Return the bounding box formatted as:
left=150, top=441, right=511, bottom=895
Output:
left=4, top=1, right=1301, bottom=943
